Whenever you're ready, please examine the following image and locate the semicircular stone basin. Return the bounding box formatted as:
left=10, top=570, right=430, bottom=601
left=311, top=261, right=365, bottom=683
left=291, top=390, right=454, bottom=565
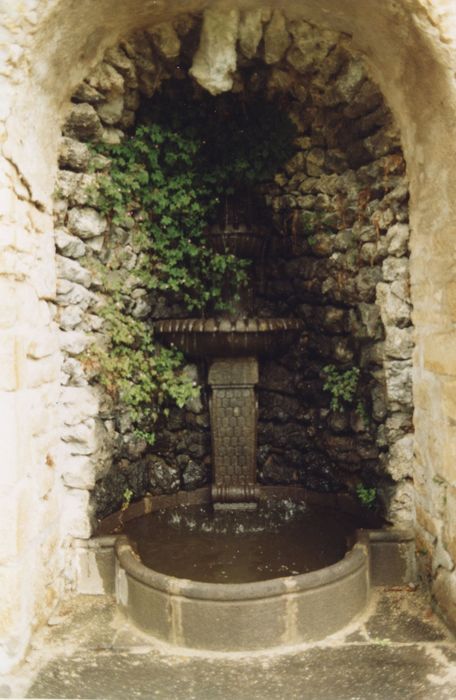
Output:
left=154, top=317, right=303, bottom=358
left=114, top=498, right=370, bottom=652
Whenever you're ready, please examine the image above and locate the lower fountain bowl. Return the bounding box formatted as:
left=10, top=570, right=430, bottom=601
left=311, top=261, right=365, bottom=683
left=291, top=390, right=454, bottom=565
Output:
left=114, top=499, right=370, bottom=653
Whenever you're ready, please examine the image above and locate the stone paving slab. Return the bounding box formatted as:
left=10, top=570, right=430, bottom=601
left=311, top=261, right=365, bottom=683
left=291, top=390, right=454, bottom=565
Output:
left=3, top=587, right=456, bottom=700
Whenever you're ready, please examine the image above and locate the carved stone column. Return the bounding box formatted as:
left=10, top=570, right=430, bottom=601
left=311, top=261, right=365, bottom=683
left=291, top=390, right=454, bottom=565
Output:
left=208, top=357, right=260, bottom=506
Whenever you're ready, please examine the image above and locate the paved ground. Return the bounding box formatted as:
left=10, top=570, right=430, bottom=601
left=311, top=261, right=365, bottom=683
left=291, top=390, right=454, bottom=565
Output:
left=2, top=585, right=456, bottom=700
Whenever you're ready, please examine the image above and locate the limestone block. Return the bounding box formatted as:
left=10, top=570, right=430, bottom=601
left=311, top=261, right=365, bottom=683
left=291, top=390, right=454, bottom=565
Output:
left=381, top=480, right=415, bottom=526
left=386, top=223, right=409, bottom=256
left=62, top=455, right=96, bottom=490
left=355, top=266, right=382, bottom=302
left=62, top=488, right=92, bottom=539
left=386, top=434, right=414, bottom=481
left=384, top=326, right=414, bottom=359
left=55, top=171, right=98, bottom=207
left=442, top=378, right=456, bottom=421
left=384, top=360, right=413, bottom=405
left=72, top=82, right=104, bottom=105
left=67, top=207, right=107, bottom=240
left=61, top=357, right=88, bottom=386
left=149, top=23, right=181, bottom=59
left=59, top=330, right=89, bottom=355
left=382, top=256, right=409, bottom=282
left=56, top=255, right=91, bottom=288
left=96, top=95, right=125, bottom=126
left=0, top=333, right=18, bottom=390
left=60, top=386, right=100, bottom=425
left=101, top=127, right=124, bottom=145
left=0, top=279, right=17, bottom=328
left=287, top=21, right=336, bottom=74
left=423, top=332, right=456, bottom=375
left=55, top=228, right=86, bottom=259
left=27, top=330, right=59, bottom=359
left=86, top=62, right=124, bottom=96
left=58, top=304, right=84, bottom=330
left=62, top=418, right=106, bottom=456
left=264, top=10, right=290, bottom=65
left=57, top=280, right=93, bottom=311
left=189, top=8, right=239, bottom=95
left=63, top=103, right=103, bottom=142
left=323, top=59, right=365, bottom=107
left=58, top=137, right=90, bottom=172
left=104, top=46, right=137, bottom=85
left=376, top=282, right=412, bottom=328
left=25, top=354, right=60, bottom=388
left=238, top=10, right=264, bottom=59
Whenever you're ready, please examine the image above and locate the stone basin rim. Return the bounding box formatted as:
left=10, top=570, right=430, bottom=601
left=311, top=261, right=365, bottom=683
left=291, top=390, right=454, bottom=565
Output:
left=115, top=532, right=368, bottom=601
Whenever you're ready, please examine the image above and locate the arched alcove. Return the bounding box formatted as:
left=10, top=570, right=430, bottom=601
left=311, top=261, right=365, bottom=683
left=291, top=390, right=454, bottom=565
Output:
left=2, top=0, right=456, bottom=672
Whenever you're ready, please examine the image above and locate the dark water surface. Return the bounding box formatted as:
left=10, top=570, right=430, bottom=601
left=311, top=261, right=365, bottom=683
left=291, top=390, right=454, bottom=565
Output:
left=124, top=501, right=361, bottom=583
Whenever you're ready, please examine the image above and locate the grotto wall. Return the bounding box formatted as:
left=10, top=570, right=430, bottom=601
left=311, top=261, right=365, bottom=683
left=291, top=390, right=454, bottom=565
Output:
left=53, top=16, right=413, bottom=528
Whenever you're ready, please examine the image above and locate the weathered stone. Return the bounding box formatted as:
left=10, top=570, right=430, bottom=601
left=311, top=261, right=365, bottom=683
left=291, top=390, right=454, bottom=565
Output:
left=149, top=23, right=181, bottom=59
left=287, top=21, right=336, bottom=74
left=386, top=434, right=414, bottom=481
left=59, top=330, right=89, bottom=356
left=324, top=60, right=365, bottom=107
left=385, top=360, right=413, bottom=406
left=63, top=103, right=103, bottom=142
left=356, top=267, right=383, bottom=302
left=101, top=127, right=124, bottom=145
left=383, top=257, right=409, bottom=282
left=104, top=46, right=137, bottom=85
left=238, top=9, right=264, bottom=59
left=67, top=207, right=107, bottom=240
left=55, top=228, right=86, bottom=259
left=189, top=8, right=239, bottom=95
left=386, top=223, right=409, bottom=256
left=86, top=62, right=124, bottom=96
left=57, top=280, right=93, bottom=310
left=181, top=458, right=209, bottom=490
left=264, top=10, right=290, bottom=65
left=376, top=282, right=412, bottom=328
left=58, top=305, right=84, bottom=331
left=96, top=96, right=125, bottom=126
left=384, top=326, right=414, bottom=359
left=148, top=456, right=180, bottom=494
left=58, top=138, right=90, bottom=172
left=56, top=255, right=91, bottom=288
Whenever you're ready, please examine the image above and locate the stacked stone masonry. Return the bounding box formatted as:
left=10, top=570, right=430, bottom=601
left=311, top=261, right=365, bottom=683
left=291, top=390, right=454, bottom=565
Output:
left=53, top=15, right=414, bottom=533
left=2, top=0, right=456, bottom=675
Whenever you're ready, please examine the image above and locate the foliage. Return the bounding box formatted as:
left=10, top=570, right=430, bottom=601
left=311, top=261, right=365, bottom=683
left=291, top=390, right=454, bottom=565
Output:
left=356, top=483, right=377, bottom=508
left=92, top=91, right=297, bottom=313
left=86, top=91, right=296, bottom=440
left=84, top=291, right=198, bottom=445
left=322, top=364, right=361, bottom=412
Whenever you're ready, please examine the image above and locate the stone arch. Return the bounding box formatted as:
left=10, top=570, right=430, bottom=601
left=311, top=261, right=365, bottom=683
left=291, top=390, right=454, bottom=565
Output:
left=2, top=0, right=456, bottom=672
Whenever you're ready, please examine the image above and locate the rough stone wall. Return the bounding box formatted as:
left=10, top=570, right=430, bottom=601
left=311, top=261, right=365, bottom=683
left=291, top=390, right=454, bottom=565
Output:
left=2, top=0, right=456, bottom=674
left=53, top=18, right=413, bottom=528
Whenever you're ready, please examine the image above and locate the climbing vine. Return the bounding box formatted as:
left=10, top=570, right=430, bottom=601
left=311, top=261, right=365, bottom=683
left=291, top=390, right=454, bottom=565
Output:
left=86, top=91, right=297, bottom=442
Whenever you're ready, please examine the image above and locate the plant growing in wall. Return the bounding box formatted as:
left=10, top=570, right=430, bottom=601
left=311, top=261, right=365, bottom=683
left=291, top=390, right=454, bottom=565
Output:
left=87, top=89, right=297, bottom=444
left=322, top=364, right=361, bottom=412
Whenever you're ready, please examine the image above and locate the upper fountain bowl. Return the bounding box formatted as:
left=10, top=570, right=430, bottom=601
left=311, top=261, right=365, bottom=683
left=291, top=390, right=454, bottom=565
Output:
left=154, top=317, right=303, bottom=358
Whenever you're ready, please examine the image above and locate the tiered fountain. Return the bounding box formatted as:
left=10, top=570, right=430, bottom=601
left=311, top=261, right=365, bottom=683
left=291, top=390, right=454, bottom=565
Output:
left=113, top=197, right=403, bottom=652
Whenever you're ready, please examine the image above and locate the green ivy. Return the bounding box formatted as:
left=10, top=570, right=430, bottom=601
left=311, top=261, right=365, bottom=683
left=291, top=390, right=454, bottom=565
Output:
left=322, top=364, right=360, bottom=412
left=85, top=92, right=296, bottom=442
left=356, top=483, right=377, bottom=508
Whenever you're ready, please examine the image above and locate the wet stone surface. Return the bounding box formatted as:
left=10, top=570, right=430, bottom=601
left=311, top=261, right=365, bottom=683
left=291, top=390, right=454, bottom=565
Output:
left=10, top=587, right=455, bottom=700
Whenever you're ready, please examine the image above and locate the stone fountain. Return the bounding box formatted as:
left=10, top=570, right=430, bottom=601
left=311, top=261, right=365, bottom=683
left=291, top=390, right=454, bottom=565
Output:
left=155, top=196, right=302, bottom=507
left=109, top=197, right=415, bottom=653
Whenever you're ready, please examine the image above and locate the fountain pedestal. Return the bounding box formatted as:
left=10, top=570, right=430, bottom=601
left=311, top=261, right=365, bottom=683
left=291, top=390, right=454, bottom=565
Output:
left=208, top=357, right=260, bottom=507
